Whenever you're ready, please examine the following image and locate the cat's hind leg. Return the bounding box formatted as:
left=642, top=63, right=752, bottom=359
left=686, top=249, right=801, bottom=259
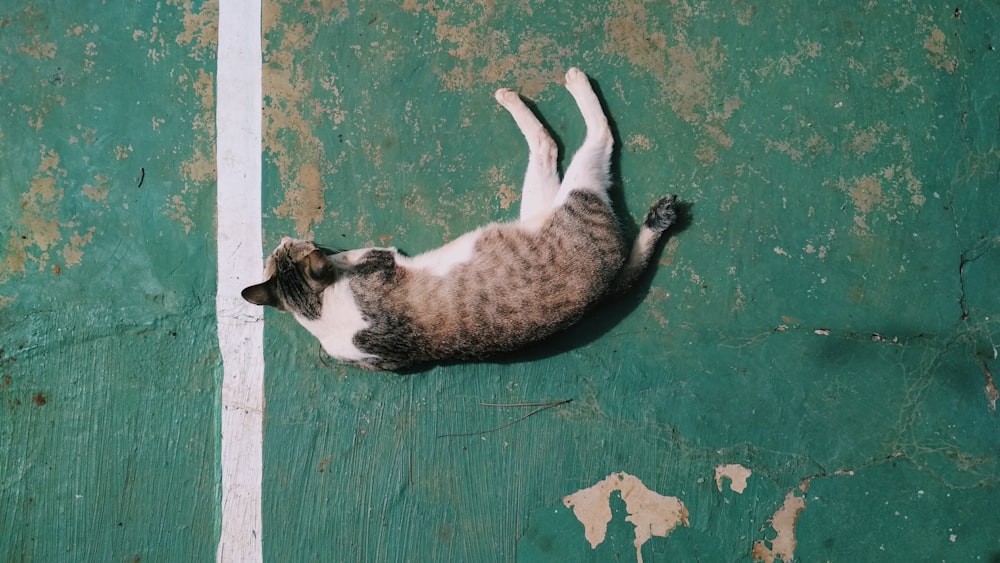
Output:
left=556, top=68, right=614, bottom=206
left=611, top=194, right=679, bottom=295
left=495, top=88, right=560, bottom=221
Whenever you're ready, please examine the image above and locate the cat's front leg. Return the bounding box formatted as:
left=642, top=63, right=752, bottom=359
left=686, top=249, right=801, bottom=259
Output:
left=329, top=247, right=400, bottom=273
left=495, top=88, right=560, bottom=221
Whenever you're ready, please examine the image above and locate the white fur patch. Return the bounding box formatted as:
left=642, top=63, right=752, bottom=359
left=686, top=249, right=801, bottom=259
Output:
left=404, top=228, right=485, bottom=276
left=294, top=280, right=376, bottom=364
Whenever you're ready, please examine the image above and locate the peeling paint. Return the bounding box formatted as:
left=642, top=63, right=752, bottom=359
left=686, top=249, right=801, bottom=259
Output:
left=923, top=27, right=957, bottom=74
left=0, top=146, right=98, bottom=281
left=262, top=0, right=341, bottom=239
left=272, top=163, right=326, bottom=237
left=486, top=166, right=518, bottom=211
left=402, top=1, right=570, bottom=98
left=625, top=133, right=655, bottom=152
left=16, top=35, right=57, bottom=59
left=822, top=120, right=926, bottom=236
left=757, top=39, right=822, bottom=78
left=563, top=472, right=688, bottom=563
left=752, top=485, right=808, bottom=563
left=167, top=2, right=218, bottom=235
left=603, top=0, right=735, bottom=162
left=714, top=464, right=751, bottom=493
left=845, top=122, right=889, bottom=160
left=81, top=175, right=110, bottom=203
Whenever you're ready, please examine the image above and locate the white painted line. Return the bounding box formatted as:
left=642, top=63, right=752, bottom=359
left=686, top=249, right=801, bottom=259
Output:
left=216, top=0, right=263, bottom=561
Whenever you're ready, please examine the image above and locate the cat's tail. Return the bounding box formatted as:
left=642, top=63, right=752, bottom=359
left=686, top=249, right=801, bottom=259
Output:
left=611, top=194, right=679, bottom=296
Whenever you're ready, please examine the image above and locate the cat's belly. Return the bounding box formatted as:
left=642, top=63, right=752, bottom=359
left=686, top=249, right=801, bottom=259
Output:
left=403, top=228, right=483, bottom=276
left=294, top=281, right=377, bottom=364
left=403, top=213, right=551, bottom=277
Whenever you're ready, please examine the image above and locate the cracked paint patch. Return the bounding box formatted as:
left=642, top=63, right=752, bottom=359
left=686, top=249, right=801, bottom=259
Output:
left=603, top=0, right=736, bottom=163
left=752, top=482, right=808, bottom=563
left=922, top=27, right=957, bottom=74
left=262, top=0, right=355, bottom=239
left=714, top=464, right=751, bottom=493
left=756, top=38, right=823, bottom=78
left=402, top=1, right=572, bottom=98
left=126, top=0, right=218, bottom=234
left=170, top=63, right=216, bottom=234
left=486, top=166, right=518, bottom=211
left=1, top=147, right=96, bottom=282
left=563, top=472, right=688, bottom=563
left=822, top=123, right=925, bottom=236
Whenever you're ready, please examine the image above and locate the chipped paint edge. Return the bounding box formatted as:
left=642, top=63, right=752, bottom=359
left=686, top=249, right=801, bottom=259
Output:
left=563, top=472, right=688, bottom=563
left=216, top=0, right=264, bottom=561
left=714, top=463, right=752, bottom=493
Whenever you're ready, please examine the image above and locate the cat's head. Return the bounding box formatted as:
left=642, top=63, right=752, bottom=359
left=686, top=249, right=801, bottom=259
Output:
left=241, top=237, right=341, bottom=320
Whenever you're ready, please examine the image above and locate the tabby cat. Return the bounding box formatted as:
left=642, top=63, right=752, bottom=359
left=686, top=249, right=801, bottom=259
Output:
left=242, top=68, right=678, bottom=371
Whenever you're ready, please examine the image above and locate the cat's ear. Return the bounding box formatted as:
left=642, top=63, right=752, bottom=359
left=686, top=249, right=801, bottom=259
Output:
left=242, top=277, right=284, bottom=309
left=305, top=249, right=339, bottom=285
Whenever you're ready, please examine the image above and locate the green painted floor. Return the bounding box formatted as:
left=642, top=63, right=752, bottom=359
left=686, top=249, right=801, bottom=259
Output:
left=3, top=0, right=1000, bottom=561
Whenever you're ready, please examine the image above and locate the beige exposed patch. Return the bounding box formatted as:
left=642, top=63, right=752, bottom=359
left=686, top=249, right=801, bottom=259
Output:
left=877, top=65, right=919, bottom=95
left=62, top=228, right=96, bottom=267
left=486, top=166, right=519, bottom=211
left=175, top=0, right=219, bottom=62
left=625, top=134, right=655, bottom=152
left=563, top=472, right=688, bottom=563
left=603, top=0, right=736, bottom=162
left=115, top=145, right=133, bottom=160
left=752, top=487, right=808, bottom=563
left=850, top=174, right=883, bottom=215
left=823, top=120, right=925, bottom=236
left=714, top=464, right=751, bottom=493
left=402, top=1, right=570, bottom=98
left=169, top=1, right=218, bottom=234
left=2, top=147, right=97, bottom=281
left=923, top=27, right=958, bottom=74
left=22, top=149, right=65, bottom=255
left=273, top=164, right=326, bottom=237
left=845, top=122, right=889, bottom=159
left=81, top=175, right=110, bottom=202
left=262, top=1, right=347, bottom=239
left=758, top=39, right=822, bottom=77
left=17, top=36, right=57, bottom=59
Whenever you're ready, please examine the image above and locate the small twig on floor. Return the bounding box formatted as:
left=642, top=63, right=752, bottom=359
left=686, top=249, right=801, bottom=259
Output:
left=436, top=399, right=572, bottom=439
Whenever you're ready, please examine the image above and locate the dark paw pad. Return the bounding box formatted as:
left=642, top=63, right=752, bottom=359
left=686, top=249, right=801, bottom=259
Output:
left=644, top=194, right=678, bottom=232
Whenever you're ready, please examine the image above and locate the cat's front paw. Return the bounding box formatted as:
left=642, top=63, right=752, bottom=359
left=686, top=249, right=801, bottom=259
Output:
left=495, top=87, right=522, bottom=108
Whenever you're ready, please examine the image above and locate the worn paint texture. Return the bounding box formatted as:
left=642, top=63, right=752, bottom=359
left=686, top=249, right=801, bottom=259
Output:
left=3, top=0, right=999, bottom=561
left=260, top=1, right=1000, bottom=560
left=1, top=1, right=219, bottom=560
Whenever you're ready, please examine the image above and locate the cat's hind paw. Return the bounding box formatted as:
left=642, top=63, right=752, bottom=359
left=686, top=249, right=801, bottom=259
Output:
left=643, top=194, right=679, bottom=233
left=495, top=87, right=522, bottom=108
left=564, top=67, right=590, bottom=92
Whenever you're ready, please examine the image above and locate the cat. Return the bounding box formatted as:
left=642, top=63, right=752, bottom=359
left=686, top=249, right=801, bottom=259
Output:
left=242, top=68, right=678, bottom=371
